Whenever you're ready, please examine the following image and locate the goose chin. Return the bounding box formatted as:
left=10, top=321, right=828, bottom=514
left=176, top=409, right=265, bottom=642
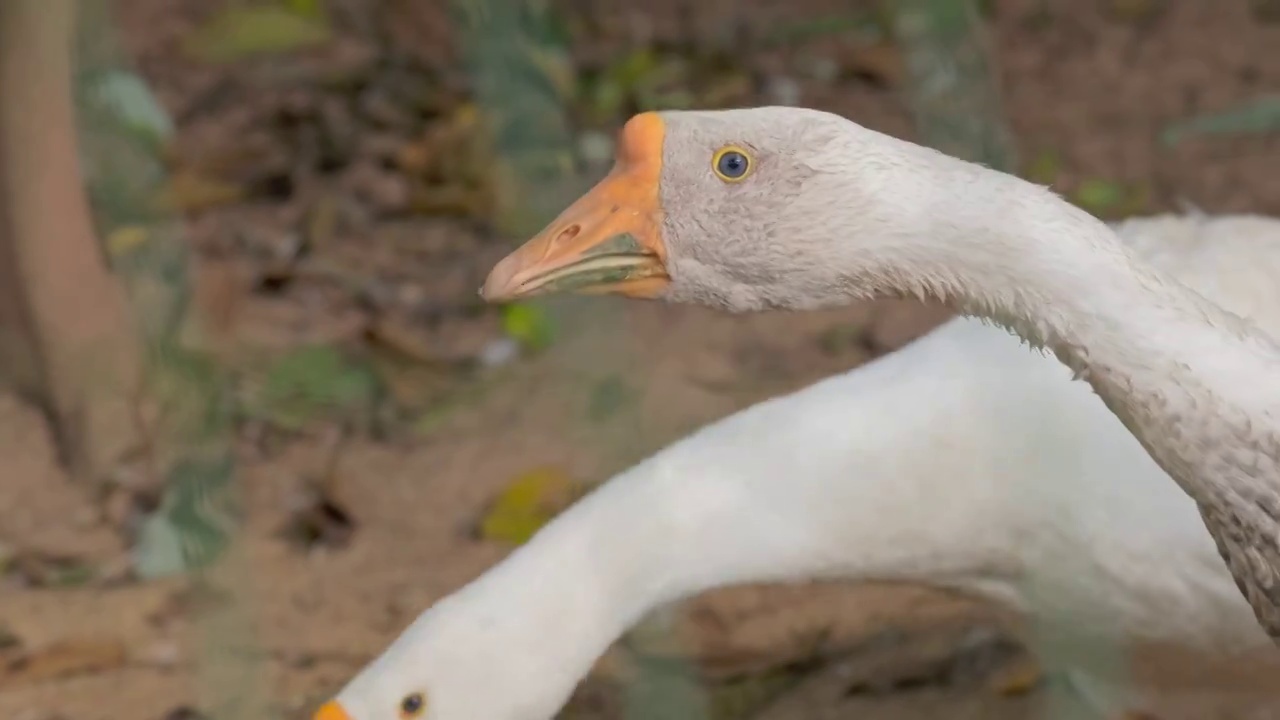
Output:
left=481, top=244, right=668, bottom=301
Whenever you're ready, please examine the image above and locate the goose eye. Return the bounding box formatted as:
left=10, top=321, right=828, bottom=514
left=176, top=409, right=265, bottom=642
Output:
left=399, top=692, right=426, bottom=718
left=712, top=146, right=752, bottom=182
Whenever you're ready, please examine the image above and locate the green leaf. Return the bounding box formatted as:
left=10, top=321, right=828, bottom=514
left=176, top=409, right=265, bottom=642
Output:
left=1024, top=149, right=1062, bottom=185
left=1161, top=96, right=1280, bottom=147
left=134, top=456, right=238, bottom=579
left=501, top=302, right=556, bottom=351
left=88, top=70, right=174, bottom=148
left=132, top=513, right=189, bottom=579
left=252, top=345, right=377, bottom=429
left=183, top=5, right=332, bottom=64
left=1072, top=179, right=1125, bottom=213
left=587, top=375, right=632, bottom=421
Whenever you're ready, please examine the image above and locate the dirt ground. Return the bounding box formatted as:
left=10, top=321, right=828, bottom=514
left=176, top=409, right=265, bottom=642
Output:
left=4, top=1, right=1280, bottom=720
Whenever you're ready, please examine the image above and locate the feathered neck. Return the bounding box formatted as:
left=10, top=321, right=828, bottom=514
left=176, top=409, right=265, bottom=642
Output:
left=818, top=129, right=1280, bottom=498
left=822, top=128, right=1280, bottom=639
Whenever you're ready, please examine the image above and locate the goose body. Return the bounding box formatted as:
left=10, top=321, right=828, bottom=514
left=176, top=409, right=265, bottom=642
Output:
left=316, top=213, right=1280, bottom=720
left=481, top=107, right=1280, bottom=643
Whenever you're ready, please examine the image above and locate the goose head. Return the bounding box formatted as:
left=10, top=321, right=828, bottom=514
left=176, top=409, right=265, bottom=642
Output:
left=481, top=106, right=987, bottom=312
left=312, top=592, right=583, bottom=720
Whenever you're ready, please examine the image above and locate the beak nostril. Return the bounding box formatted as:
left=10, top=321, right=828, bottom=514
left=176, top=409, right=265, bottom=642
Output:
left=554, top=224, right=581, bottom=245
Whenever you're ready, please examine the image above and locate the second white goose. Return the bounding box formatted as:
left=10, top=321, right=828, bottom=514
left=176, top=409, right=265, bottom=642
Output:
left=318, top=213, right=1280, bottom=720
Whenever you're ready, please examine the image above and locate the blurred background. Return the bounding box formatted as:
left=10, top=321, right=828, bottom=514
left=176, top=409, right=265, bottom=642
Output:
left=1, top=1, right=1278, bottom=719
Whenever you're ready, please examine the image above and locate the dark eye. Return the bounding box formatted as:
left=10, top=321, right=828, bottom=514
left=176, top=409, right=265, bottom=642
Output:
left=399, top=692, right=425, bottom=718
left=712, top=146, right=753, bottom=182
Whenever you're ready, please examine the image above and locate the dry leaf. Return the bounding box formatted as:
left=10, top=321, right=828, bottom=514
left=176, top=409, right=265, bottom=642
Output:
left=105, top=225, right=150, bottom=258
left=367, top=315, right=448, bottom=366
left=843, top=41, right=904, bottom=86
left=395, top=139, right=435, bottom=175
left=153, top=171, right=244, bottom=213
left=985, top=653, right=1043, bottom=696
left=0, top=639, right=127, bottom=688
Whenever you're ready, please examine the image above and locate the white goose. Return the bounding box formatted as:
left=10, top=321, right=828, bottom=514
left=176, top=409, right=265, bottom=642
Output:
left=482, top=108, right=1280, bottom=642
left=313, top=213, right=1280, bottom=720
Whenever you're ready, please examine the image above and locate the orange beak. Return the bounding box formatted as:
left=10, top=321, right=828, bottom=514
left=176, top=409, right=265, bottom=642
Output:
left=312, top=700, right=353, bottom=720
left=480, top=112, right=671, bottom=303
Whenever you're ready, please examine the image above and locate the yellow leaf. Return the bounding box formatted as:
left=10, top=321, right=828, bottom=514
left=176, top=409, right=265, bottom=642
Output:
left=501, top=302, right=555, bottom=350
left=183, top=6, right=331, bottom=64
left=477, top=467, right=581, bottom=544
left=105, top=226, right=149, bottom=257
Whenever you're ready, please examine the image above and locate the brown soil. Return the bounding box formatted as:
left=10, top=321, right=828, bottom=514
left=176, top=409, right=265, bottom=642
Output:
left=4, top=2, right=1280, bottom=720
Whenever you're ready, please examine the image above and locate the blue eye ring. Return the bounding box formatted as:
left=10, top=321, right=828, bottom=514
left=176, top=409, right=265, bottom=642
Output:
left=711, top=146, right=753, bottom=183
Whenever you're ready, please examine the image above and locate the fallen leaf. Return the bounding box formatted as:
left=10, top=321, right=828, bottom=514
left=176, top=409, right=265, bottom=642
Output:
left=843, top=41, right=905, bottom=87
left=152, top=171, right=244, bottom=213
left=89, top=70, right=175, bottom=148
left=105, top=225, right=151, bottom=258
left=284, top=0, right=326, bottom=19
left=501, top=302, right=555, bottom=351
left=587, top=375, right=633, bottom=421
left=133, top=456, right=238, bottom=579
left=1072, top=178, right=1125, bottom=214
left=4, top=550, right=98, bottom=587
left=183, top=6, right=332, bottom=64
left=0, top=625, right=19, bottom=651
left=408, top=183, right=487, bottom=217
left=248, top=345, right=378, bottom=430
left=477, top=467, right=582, bottom=544
left=366, top=317, right=440, bottom=365
left=1023, top=149, right=1062, bottom=185
left=395, top=140, right=434, bottom=175
left=985, top=653, right=1043, bottom=696
left=0, top=639, right=127, bottom=688
left=305, top=194, right=340, bottom=252
left=1161, top=96, right=1280, bottom=147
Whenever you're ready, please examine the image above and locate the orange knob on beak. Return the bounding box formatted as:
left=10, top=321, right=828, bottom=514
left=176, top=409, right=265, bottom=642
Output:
left=312, top=700, right=353, bottom=720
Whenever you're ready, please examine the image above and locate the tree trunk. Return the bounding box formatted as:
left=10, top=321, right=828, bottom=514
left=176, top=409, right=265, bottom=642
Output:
left=0, top=0, right=142, bottom=480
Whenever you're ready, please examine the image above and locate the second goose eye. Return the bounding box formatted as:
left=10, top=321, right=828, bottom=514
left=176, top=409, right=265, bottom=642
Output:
left=712, top=147, right=752, bottom=182
left=399, top=692, right=426, bottom=718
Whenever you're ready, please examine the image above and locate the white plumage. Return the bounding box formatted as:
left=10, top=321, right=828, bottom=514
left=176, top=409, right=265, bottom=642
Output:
left=318, top=213, right=1280, bottom=720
